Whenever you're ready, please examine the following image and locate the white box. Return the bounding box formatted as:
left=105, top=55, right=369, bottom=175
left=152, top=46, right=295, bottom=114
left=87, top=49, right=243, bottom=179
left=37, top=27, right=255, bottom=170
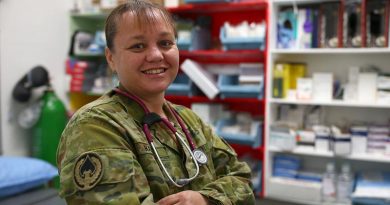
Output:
left=270, top=131, right=296, bottom=151
left=334, top=134, right=351, bottom=156
left=343, top=83, right=358, bottom=102
left=312, top=73, right=333, bottom=101
left=268, top=177, right=322, bottom=203
left=181, top=59, right=219, bottom=99
left=315, top=136, right=330, bottom=152
left=191, top=103, right=223, bottom=125
left=358, top=73, right=377, bottom=103
left=351, top=135, right=367, bottom=154
left=348, top=66, right=360, bottom=84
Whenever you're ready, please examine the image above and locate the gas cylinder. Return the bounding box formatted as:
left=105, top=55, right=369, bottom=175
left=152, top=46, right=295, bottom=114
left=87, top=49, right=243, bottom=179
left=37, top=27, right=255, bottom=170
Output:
left=32, top=87, right=67, bottom=188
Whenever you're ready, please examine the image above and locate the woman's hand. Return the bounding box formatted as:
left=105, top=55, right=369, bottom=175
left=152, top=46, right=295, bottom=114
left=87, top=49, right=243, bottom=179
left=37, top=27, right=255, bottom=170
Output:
left=157, top=190, right=209, bottom=205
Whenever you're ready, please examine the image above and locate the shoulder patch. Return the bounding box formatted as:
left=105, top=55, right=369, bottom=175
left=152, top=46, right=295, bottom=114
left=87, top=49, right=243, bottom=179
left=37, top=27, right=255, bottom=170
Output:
left=73, top=152, right=104, bottom=191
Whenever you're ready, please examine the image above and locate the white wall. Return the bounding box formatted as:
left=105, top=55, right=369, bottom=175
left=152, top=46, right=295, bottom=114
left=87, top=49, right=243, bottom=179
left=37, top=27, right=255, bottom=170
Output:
left=0, top=0, right=72, bottom=155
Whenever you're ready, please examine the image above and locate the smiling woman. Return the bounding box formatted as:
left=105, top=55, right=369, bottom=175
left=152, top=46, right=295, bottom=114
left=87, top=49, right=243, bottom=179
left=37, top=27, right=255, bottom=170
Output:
left=105, top=6, right=179, bottom=112
left=57, top=0, right=255, bottom=204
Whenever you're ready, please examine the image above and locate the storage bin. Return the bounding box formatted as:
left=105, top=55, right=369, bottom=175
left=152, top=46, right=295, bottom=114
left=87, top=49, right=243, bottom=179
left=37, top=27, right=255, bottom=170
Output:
left=219, top=27, right=265, bottom=51
left=166, top=74, right=196, bottom=96
left=177, top=38, right=191, bottom=50
left=215, top=119, right=262, bottom=147
left=218, top=74, right=263, bottom=99
left=352, top=172, right=390, bottom=205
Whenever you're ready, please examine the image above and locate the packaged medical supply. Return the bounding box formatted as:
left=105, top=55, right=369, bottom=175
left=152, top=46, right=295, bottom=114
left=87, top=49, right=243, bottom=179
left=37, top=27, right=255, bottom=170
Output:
left=351, top=126, right=368, bottom=155
left=334, top=133, right=351, bottom=156
left=313, top=125, right=332, bottom=153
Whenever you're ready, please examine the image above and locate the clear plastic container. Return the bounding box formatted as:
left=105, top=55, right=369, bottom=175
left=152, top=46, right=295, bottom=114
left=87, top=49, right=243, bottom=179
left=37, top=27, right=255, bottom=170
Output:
left=322, top=162, right=337, bottom=203
left=337, top=163, right=353, bottom=204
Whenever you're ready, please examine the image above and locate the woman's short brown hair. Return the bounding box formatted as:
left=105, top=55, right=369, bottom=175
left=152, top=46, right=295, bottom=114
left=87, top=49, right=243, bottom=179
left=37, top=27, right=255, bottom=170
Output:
left=105, top=0, right=177, bottom=51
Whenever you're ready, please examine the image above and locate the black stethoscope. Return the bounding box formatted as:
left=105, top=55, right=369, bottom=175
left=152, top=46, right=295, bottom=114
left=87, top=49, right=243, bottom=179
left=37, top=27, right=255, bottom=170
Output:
left=114, top=88, right=208, bottom=187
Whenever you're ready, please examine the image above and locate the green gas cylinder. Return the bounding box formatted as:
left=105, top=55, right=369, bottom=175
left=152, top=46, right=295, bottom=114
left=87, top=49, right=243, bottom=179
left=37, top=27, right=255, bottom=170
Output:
left=33, top=88, right=67, bottom=188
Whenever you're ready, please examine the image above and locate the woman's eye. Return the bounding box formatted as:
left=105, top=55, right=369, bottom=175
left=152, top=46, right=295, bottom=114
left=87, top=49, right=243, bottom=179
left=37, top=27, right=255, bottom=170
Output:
left=129, top=44, right=145, bottom=51
left=159, top=40, right=174, bottom=48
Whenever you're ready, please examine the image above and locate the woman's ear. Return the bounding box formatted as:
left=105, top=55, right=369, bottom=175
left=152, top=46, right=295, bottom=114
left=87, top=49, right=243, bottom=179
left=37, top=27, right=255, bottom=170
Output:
left=105, top=47, right=116, bottom=72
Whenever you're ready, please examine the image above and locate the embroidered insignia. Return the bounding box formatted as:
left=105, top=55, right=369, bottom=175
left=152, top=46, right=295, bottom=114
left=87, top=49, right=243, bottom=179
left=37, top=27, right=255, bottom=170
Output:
left=73, top=152, right=103, bottom=191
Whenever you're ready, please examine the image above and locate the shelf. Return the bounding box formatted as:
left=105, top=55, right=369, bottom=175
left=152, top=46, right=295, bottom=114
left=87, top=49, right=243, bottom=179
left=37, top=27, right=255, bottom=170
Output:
left=166, top=95, right=264, bottom=104
left=271, top=48, right=390, bottom=55
left=269, top=147, right=390, bottom=163
left=267, top=177, right=322, bottom=205
left=270, top=98, right=390, bottom=109
left=272, top=0, right=353, bottom=5
left=180, top=50, right=264, bottom=63
left=72, top=49, right=265, bottom=62
left=166, top=95, right=265, bottom=115
left=168, top=0, right=267, bottom=13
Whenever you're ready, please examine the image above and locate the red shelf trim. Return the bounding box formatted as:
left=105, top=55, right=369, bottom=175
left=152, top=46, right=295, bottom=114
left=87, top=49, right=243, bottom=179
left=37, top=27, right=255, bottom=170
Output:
left=180, top=49, right=264, bottom=57
left=168, top=0, right=268, bottom=13
left=230, top=144, right=264, bottom=160
left=165, top=95, right=264, bottom=104
left=179, top=50, right=265, bottom=63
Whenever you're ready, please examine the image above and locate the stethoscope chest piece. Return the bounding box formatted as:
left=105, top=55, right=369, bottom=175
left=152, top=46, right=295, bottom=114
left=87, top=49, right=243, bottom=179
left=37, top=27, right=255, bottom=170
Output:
left=193, top=149, right=208, bottom=165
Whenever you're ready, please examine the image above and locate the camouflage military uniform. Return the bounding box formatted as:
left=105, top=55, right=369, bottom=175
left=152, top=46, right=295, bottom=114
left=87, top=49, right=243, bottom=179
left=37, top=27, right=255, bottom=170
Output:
left=57, top=90, right=255, bottom=205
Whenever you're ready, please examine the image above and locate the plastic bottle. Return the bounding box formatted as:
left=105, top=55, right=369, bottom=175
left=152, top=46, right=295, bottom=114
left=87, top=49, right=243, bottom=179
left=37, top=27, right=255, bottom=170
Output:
left=337, top=163, right=353, bottom=204
left=322, top=162, right=337, bottom=203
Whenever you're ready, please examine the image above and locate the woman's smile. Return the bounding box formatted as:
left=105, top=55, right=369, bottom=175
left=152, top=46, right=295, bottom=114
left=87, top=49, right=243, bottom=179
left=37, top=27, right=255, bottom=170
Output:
left=142, top=68, right=167, bottom=75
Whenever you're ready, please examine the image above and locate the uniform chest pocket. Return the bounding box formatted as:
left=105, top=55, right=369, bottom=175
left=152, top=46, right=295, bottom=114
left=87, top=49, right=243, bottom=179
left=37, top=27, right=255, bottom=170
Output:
left=134, top=142, right=170, bottom=165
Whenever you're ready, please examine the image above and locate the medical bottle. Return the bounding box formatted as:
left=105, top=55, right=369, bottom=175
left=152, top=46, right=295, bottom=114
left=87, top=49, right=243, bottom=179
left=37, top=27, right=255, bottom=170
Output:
left=322, top=162, right=337, bottom=203
left=337, top=163, right=353, bottom=204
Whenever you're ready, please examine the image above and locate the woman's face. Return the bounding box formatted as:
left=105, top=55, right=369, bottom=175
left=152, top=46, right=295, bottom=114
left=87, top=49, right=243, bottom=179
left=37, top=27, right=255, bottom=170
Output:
left=106, top=11, right=179, bottom=98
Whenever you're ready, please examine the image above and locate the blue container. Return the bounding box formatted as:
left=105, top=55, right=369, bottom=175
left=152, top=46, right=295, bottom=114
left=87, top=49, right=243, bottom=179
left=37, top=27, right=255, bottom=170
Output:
left=177, top=38, right=191, bottom=51
left=296, top=171, right=322, bottom=182
left=219, top=27, right=265, bottom=50
left=273, top=155, right=301, bottom=170
left=166, top=74, right=195, bottom=96
left=215, top=119, right=262, bottom=147
left=273, top=168, right=298, bottom=179
left=218, top=74, right=263, bottom=99
left=252, top=163, right=262, bottom=193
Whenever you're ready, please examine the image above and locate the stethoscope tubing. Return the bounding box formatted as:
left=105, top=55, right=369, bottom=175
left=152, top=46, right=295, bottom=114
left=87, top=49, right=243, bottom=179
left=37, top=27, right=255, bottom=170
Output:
left=167, top=105, right=196, bottom=151
left=113, top=88, right=201, bottom=187
left=115, top=88, right=197, bottom=150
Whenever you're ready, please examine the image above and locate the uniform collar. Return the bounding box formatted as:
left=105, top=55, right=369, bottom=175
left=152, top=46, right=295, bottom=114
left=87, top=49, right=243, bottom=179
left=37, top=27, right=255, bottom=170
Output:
left=112, top=85, right=178, bottom=126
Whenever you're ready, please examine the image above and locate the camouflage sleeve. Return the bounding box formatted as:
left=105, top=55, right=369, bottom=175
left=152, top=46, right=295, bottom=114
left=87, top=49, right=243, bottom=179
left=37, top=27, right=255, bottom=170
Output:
left=197, top=122, right=255, bottom=205
left=57, top=109, right=157, bottom=205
